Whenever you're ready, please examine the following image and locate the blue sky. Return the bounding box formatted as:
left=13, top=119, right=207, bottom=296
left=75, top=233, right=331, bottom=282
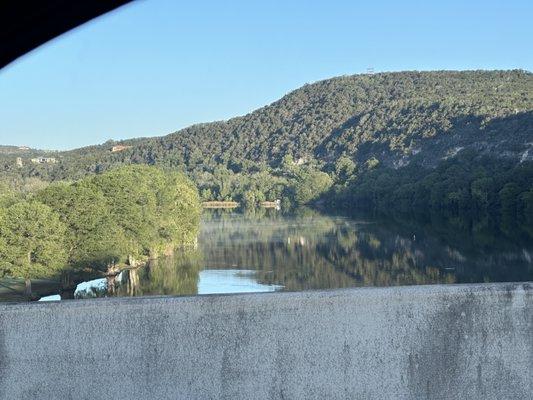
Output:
left=0, top=0, right=531, bottom=150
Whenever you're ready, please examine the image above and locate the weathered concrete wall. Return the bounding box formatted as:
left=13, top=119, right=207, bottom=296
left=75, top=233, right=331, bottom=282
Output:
left=0, top=282, right=531, bottom=400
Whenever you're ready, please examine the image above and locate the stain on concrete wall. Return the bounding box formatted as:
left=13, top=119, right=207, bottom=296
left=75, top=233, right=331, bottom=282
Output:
left=0, top=283, right=531, bottom=400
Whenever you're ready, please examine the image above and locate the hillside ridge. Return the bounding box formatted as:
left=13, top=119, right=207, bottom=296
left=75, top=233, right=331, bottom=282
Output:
left=2, top=69, right=532, bottom=180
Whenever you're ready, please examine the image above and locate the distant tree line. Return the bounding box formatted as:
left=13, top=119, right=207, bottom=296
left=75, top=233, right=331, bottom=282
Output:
left=327, top=152, right=533, bottom=238
left=190, top=154, right=333, bottom=209
left=0, top=165, right=200, bottom=298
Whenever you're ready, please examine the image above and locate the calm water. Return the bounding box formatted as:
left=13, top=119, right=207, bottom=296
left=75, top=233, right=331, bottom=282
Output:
left=10, top=208, right=533, bottom=301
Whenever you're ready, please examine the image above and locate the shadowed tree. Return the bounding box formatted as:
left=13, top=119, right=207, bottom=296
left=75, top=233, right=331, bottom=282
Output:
left=334, top=156, right=357, bottom=184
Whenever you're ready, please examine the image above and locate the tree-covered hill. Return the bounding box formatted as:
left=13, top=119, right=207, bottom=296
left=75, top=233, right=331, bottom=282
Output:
left=2, top=70, right=532, bottom=180
left=155, top=70, right=532, bottom=169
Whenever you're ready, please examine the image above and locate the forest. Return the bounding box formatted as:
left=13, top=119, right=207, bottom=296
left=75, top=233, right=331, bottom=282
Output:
left=1, top=70, right=531, bottom=178
left=0, top=165, right=200, bottom=298
left=0, top=70, right=532, bottom=292
left=326, top=152, right=533, bottom=238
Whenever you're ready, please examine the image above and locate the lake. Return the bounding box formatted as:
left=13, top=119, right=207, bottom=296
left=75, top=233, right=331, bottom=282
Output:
left=30, top=208, right=532, bottom=301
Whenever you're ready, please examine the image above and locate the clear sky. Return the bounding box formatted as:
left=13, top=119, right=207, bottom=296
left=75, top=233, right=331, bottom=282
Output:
left=0, top=0, right=531, bottom=150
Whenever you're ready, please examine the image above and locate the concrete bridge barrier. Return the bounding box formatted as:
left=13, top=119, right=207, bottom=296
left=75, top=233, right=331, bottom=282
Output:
left=0, top=282, right=531, bottom=399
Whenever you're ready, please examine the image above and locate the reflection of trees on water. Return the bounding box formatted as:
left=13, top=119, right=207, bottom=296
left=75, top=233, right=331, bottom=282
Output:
left=119, top=251, right=201, bottom=297
left=18, top=210, right=533, bottom=301
left=200, top=210, right=533, bottom=290
left=75, top=250, right=202, bottom=299
left=363, top=213, right=533, bottom=283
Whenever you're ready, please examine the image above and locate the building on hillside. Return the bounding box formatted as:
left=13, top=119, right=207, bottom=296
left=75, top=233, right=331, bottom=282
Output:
left=16, top=157, right=23, bottom=167
left=111, top=145, right=132, bottom=153
left=31, top=157, right=57, bottom=164
left=18, top=146, right=30, bottom=150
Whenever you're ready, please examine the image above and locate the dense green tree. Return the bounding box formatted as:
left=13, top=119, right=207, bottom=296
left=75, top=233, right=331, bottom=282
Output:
left=36, top=181, right=129, bottom=272
left=293, top=168, right=333, bottom=205
left=212, top=165, right=233, bottom=200
left=334, top=156, right=357, bottom=184
left=471, top=177, right=494, bottom=211
left=89, top=165, right=161, bottom=261
left=155, top=170, right=201, bottom=251
left=518, top=190, right=533, bottom=236
left=0, top=182, right=19, bottom=208
left=280, top=154, right=295, bottom=172
left=0, top=201, right=67, bottom=297
left=88, top=165, right=201, bottom=260
left=499, top=183, right=521, bottom=222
